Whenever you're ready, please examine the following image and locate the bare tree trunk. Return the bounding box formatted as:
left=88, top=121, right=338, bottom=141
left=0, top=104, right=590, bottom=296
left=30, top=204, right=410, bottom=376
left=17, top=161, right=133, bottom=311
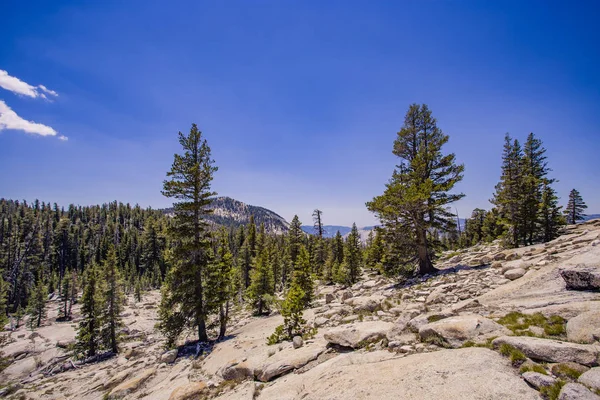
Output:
left=417, top=228, right=437, bottom=275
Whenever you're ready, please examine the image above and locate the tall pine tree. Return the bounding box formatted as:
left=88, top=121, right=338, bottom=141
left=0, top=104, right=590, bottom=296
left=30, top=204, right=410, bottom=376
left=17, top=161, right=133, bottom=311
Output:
left=565, top=189, right=587, bottom=224
left=367, top=104, right=464, bottom=276
left=159, top=123, right=218, bottom=344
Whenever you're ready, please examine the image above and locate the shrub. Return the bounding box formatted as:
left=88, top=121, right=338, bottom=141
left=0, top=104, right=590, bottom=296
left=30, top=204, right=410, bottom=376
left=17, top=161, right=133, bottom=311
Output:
left=539, top=380, right=565, bottom=400
left=519, top=364, right=547, bottom=375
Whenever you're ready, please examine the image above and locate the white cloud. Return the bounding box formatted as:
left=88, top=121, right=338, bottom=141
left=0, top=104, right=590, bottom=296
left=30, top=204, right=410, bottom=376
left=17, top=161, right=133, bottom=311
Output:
left=0, top=70, right=59, bottom=99
left=58, top=135, right=68, bottom=141
left=0, top=100, right=65, bottom=138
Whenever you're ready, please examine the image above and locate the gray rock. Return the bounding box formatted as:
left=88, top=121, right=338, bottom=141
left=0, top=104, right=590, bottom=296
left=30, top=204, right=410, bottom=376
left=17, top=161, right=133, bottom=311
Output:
left=560, top=265, right=600, bottom=291
left=559, top=383, right=600, bottom=400
left=568, top=311, right=600, bottom=344
left=324, top=321, right=393, bottom=348
left=492, top=336, right=600, bottom=366
left=419, top=315, right=509, bottom=348
left=325, top=293, right=334, bottom=304
left=504, top=268, right=527, bottom=280
left=160, top=349, right=178, bottom=364
left=293, top=336, right=303, bottom=349
left=256, top=343, right=326, bottom=382
left=219, top=359, right=254, bottom=381
left=522, top=371, right=556, bottom=389
left=407, top=311, right=454, bottom=332
left=579, top=367, right=600, bottom=392
left=344, top=295, right=385, bottom=312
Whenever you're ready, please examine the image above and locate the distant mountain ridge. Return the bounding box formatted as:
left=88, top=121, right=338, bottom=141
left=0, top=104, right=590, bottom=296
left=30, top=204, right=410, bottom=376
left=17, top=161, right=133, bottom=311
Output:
left=163, top=196, right=290, bottom=234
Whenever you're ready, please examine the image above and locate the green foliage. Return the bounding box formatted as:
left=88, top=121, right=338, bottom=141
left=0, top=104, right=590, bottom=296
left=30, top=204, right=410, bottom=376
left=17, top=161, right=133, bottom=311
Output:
left=159, top=123, right=218, bottom=344
left=293, top=246, right=314, bottom=307
left=539, top=379, right=566, bottom=400
left=519, top=364, right=547, bottom=375
left=496, top=311, right=565, bottom=337
left=76, top=263, right=101, bottom=357
left=498, top=343, right=526, bottom=366
left=99, top=246, right=125, bottom=354
left=367, top=104, right=465, bottom=276
left=0, top=275, right=8, bottom=329
left=247, top=248, right=274, bottom=315
left=564, top=189, right=587, bottom=224
left=267, top=281, right=311, bottom=345
left=26, top=278, right=48, bottom=330
left=551, top=364, right=583, bottom=380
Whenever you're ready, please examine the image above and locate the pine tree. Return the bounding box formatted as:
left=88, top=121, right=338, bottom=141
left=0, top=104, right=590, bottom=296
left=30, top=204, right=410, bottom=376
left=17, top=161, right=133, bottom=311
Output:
left=565, top=189, right=587, bottom=224
left=367, top=104, right=464, bottom=276
left=0, top=274, right=8, bottom=330
left=340, top=223, right=362, bottom=285
left=364, top=228, right=384, bottom=272
left=540, top=180, right=564, bottom=242
left=76, top=263, right=101, bottom=357
left=288, top=215, right=303, bottom=265
left=59, top=271, right=73, bottom=321
left=312, top=209, right=324, bottom=238
left=292, top=246, right=314, bottom=307
left=134, top=276, right=143, bottom=303
left=491, top=134, right=524, bottom=247
left=247, top=247, right=274, bottom=315
left=99, top=246, right=124, bottom=354
left=26, top=277, right=48, bottom=329
left=159, top=123, right=218, bottom=344
left=206, top=230, right=234, bottom=340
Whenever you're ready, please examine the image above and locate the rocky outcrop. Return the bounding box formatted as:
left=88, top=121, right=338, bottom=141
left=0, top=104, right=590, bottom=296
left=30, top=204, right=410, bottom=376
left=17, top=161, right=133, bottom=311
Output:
left=219, top=359, right=254, bottom=381
left=558, top=383, right=600, bottom=400
left=343, top=295, right=386, bottom=312
left=255, top=342, right=327, bottom=382
left=418, top=314, right=509, bottom=348
left=161, top=349, right=178, bottom=364
left=324, top=322, right=393, bottom=349
left=568, top=311, right=600, bottom=344
left=561, top=266, right=600, bottom=291
left=504, top=268, right=527, bottom=280
left=493, top=336, right=600, bottom=366
left=257, top=348, right=539, bottom=399
left=169, top=382, right=208, bottom=400
left=579, top=367, right=600, bottom=392
left=108, top=367, right=156, bottom=399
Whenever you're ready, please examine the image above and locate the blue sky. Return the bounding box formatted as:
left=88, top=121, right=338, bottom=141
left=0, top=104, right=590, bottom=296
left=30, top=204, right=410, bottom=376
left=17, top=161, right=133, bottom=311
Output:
left=1, top=0, right=599, bottom=226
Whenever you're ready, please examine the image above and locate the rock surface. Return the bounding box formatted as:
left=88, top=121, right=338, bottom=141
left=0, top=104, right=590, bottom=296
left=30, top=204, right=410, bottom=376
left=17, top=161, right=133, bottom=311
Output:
left=522, top=371, right=556, bottom=389
left=258, top=348, right=539, bottom=399
left=108, top=367, right=156, bottom=399
left=169, top=382, right=208, bottom=400
left=493, top=336, right=600, bottom=366
left=568, top=311, right=600, bottom=344
left=324, top=321, right=393, bottom=348
left=418, top=314, right=508, bottom=348
left=561, top=266, right=600, bottom=291
left=559, top=383, right=600, bottom=400
left=579, top=367, right=600, bottom=392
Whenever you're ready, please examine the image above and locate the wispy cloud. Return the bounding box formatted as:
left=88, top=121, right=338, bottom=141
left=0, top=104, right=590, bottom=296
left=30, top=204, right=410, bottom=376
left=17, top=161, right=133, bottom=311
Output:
left=0, top=70, right=59, bottom=99
left=0, top=100, right=63, bottom=137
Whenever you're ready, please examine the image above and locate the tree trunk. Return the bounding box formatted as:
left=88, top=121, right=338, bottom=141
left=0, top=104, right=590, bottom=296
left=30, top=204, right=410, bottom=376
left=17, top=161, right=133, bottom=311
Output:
left=416, top=228, right=437, bottom=275
left=218, top=301, right=228, bottom=340
left=197, top=318, right=208, bottom=342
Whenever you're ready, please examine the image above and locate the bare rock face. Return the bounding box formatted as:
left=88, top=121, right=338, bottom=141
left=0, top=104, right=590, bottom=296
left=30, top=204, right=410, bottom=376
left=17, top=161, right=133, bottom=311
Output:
left=169, top=382, right=208, bottom=400
left=522, top=371, right=556, bottom=389
left=293, top=336, right=303, bottom=349
left=343, top=295, right=386, bottom=312
left=418, top=315, right=509, bottom=348
left=324, top=321, right=393, bottom=349
left=257, top=348, right=539, bottom=400
left=255, top=342, right=327, bottom=382
left=108, top=367, right=156, bottom=399
left=493, top=336, right=600, bottom=366
left=558, top=383, right=600, bottom=400
left=161, top=349, right=178, bottom=364
left=579, top=367, right=600, bottom=392
left=567, top=311, right=600, bottom=344
left=560, top=265, right=600, bottom=291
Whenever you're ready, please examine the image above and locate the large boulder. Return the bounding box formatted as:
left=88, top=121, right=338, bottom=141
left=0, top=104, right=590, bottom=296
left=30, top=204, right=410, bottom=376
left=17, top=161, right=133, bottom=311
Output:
left=568, top=311, right=600, bottom=344
left=419, top=315, right=509, bottom=348
left=219, top=359, right=254, bottom=381
left=257, top=347, right=539, bottom=399
left=560, top=266, right=600, bottom=291
left=324, top=321, right=393, bottom=349
left=579, top=367, right=600, bottom=392
left=407, top=311, right=454, bottom=332
left=108, top=368, right=156, bottom=399
left=493, top=336, right=600, bottom=366
left=343, top=295, right=386, bottom=312
left=169, top=382, right=208, bottom=400
left=559, top=383, right=600, bottom=400
left=504, top=268, right=527, bottom=280
left=255, top=342, right=327, bottom=382
left=161, top=349, right=178, bottom=364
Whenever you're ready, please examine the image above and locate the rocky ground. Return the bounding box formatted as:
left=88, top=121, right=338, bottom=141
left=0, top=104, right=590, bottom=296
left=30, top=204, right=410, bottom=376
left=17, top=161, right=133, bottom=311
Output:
left=2, top=219, right=600, bottom=399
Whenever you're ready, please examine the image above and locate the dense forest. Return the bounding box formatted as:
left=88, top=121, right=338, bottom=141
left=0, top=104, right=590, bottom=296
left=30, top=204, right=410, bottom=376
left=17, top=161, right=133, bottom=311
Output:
left=0, top=104, right=590, bottom=356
